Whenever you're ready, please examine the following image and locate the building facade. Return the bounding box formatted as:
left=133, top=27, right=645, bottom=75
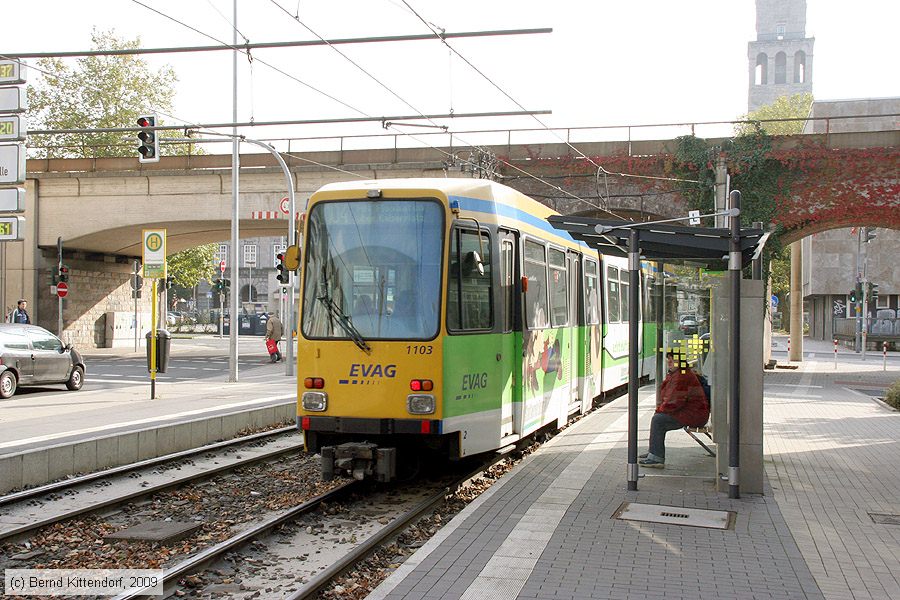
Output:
left=748, top=0, right=814, bottom=112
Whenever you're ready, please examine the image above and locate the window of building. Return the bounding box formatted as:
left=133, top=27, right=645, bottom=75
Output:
left=755, top=53, right=768, bottom=85
left=447, top=228, right=493, bottom=331
left=243, top=244, right=257, bottom=267
left=775, top=52, right=787, bottom=84
left=524, top=240, right=549, bottom=329
left=776, top=24, right=786, bottom=40
left=794, top=50, right=807, bottom=83
left=548, top=248, right=568, bottom=327
left=218, top=244, right=228, bottom=263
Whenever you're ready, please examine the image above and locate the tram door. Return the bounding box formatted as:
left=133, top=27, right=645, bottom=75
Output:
left=566, top=252, right=580, bottom=413
left=499, top=231, right=519, bottom=438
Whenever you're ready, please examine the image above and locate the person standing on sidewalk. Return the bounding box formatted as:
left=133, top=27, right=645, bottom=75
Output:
left=265, top=312, right=283, bottom=363
left=639, top=351, right=709, bottom=468
left=7, top=299, right=31, bottom=324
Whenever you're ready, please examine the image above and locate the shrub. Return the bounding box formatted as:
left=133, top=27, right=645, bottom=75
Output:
left=885, top=380, right=900, bottom=410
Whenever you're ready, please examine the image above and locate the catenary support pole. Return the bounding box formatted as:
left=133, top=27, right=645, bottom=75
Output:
left=728, top=190, right=742, bottom=499
left=627, top=228, right=640, bottom=491
left=228, top=0, right=240, bottom=383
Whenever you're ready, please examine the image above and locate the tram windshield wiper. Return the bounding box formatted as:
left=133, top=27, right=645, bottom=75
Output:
left=318, top=294, right=372, bottom=354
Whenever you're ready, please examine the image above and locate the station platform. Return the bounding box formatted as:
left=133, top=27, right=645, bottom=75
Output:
left=0, top=337, right=297, bottom=493
left=370, top=358, right=900, bottom=600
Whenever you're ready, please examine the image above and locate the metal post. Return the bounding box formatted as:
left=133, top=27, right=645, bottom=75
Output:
left=862, top=230, right=869, bottom=360
left=834, top=338, right=838, bottom=369
left=855, top=228, right=862, bottom=353
left=150, top=278, right=157, bottom=400
left=627, top=228, right=640, bottom=491
left=229, top=0, right=240, bottom=383
left=655, top=262, right=665, bottom=396
left=134, top=260, right=140, bottom=353
left=751, top=222, right=763, bottom=280
left=57, top=237, right=64, bottom=338
left=728, top=190, right=742, bottom=499
left=884, top=341, right=888, bottom=371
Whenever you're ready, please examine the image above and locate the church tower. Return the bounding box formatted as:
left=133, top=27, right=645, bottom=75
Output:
left=748, top=0, right=814, bottom=111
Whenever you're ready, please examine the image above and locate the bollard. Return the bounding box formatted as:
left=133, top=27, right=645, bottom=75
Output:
left=834, top=338, right=838, bottom=370
left=885, top=341, right=888, bottom=372
left=787, top=336, right=791, bottom=359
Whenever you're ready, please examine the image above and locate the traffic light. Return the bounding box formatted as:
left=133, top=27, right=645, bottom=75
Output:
left=849, top=289, right=856, bottom=304
left=871, top=283, right=879, bottom=303
left=160, top=275, right=174, bottom=291
left=276, top=253, right=290, bottom=284
left=864, top=227, right=877, bottom=243
left=137, top=114, right=160, bottom=163
left=58, top=264, right=69, bottom=283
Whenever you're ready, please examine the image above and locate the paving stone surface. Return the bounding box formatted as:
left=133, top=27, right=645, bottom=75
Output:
left=370, top=356, right=900, bottom=600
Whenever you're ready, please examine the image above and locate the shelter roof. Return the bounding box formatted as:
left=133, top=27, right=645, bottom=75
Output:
left=547, top=216, right=766, bottom=268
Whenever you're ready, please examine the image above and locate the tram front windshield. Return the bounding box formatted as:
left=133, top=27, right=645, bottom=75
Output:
left=302, top=199, right=444, bottom=341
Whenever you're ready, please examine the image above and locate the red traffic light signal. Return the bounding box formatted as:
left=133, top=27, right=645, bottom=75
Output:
left=136, top=114, right=160, bottom=163
left=58, top=265, right=70, bottom=283
left=276, top=253, right=289, bottom=284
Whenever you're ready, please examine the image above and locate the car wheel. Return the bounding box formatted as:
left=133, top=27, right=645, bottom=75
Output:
left=0, top=371, right=17, bottom=399
left=66, top=366, right=84, bottom=391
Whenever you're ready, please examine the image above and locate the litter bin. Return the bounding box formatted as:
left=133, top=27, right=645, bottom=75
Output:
left=146, top=329, right=172, bottom=373
left=239, top=314, right=254, bottom=335
left=256, top=313, right=269, bottom=336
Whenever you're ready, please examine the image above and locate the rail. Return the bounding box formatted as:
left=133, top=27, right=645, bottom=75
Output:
left=833, top=317, right=900, bottom=339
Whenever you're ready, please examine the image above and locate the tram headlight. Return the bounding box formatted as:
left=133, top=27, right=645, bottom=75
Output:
left=407, top=394, right=435, bottom=415
left=302, top=391, right=328, bottom=412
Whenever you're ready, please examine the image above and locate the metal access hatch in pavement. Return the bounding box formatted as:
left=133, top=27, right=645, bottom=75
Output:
left=613, top=502, right=735, bottom=530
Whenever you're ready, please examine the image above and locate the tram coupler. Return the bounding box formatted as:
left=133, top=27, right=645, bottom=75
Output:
left=321, top=442, right=396, bottom=482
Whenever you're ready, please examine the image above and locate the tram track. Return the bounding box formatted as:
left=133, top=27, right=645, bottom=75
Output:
left=0, top=426, right=305, bottom=543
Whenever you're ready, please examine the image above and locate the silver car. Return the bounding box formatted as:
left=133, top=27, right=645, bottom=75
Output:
left=0, top=324, right=85, bottom=399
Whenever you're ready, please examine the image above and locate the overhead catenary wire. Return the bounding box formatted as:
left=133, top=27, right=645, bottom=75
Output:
left=400, top=0, right=700, bottom=201
left=267, top=0, right=619, bottom=218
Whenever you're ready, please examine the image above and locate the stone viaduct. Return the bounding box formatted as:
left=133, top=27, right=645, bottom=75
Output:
left=5, top=129, right=897, bottom=347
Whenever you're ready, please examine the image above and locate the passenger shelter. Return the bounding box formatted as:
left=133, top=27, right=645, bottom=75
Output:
left=549, top=191, right=769, bottom=498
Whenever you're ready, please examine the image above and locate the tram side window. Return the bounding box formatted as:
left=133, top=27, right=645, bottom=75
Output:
left=584, top=260, right=600, bottom=325
left=607, top=266, right=620, bottom=323
left=447, top=229, right=493, bottom=331
left=524, top=240, right=549, bottom=329
left=548, top=248, right=568, bottom=327
left=621, top=274, right=630, bottom=322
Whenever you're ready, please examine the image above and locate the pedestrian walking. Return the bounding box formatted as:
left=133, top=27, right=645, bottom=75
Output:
left=7, top=299, right=31, bottom=324
left=265, top=312, right=284, bottom=362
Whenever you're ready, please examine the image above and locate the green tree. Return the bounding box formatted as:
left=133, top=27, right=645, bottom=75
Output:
left=27, top=29, right=198, bottom=158
left=735, top=93, right=814, bottom=136
left=167, top=243, right=218, bottom=290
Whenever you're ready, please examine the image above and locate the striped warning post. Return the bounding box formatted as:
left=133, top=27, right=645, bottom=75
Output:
left=251, top=211, right=282, bottom=219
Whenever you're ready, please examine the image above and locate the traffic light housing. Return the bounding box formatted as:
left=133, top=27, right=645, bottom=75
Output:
left=276, top=253, right=290, bottom=284
left=864, top=227, right=877, bottom=243
left=58, top=265, right=69, bottom=283
left=871, top=283, right=879, bottom=303
left=137, top=114, right=160, bottom=163
left=849, top=289, right=856, bottom=304
left=161, top=275, right=175, bottom=291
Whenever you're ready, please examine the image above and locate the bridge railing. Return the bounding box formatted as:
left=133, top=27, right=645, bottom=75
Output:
left=26, top=113, right=899, bottom=164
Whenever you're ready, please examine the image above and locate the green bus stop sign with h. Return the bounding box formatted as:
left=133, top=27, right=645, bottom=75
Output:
left=142, top=229, right=166, bottom=278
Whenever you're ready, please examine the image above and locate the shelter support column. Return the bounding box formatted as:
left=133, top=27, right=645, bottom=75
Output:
left=626, top=229, right=639, bottom=491
left=789, top=241, right=803, bottom=362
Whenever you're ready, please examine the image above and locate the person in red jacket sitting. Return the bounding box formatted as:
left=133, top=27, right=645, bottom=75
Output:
left=639, top=351, right=710, bottom=468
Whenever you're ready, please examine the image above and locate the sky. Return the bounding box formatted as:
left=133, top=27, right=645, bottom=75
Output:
left=4, top=0, right=899, bottom=153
